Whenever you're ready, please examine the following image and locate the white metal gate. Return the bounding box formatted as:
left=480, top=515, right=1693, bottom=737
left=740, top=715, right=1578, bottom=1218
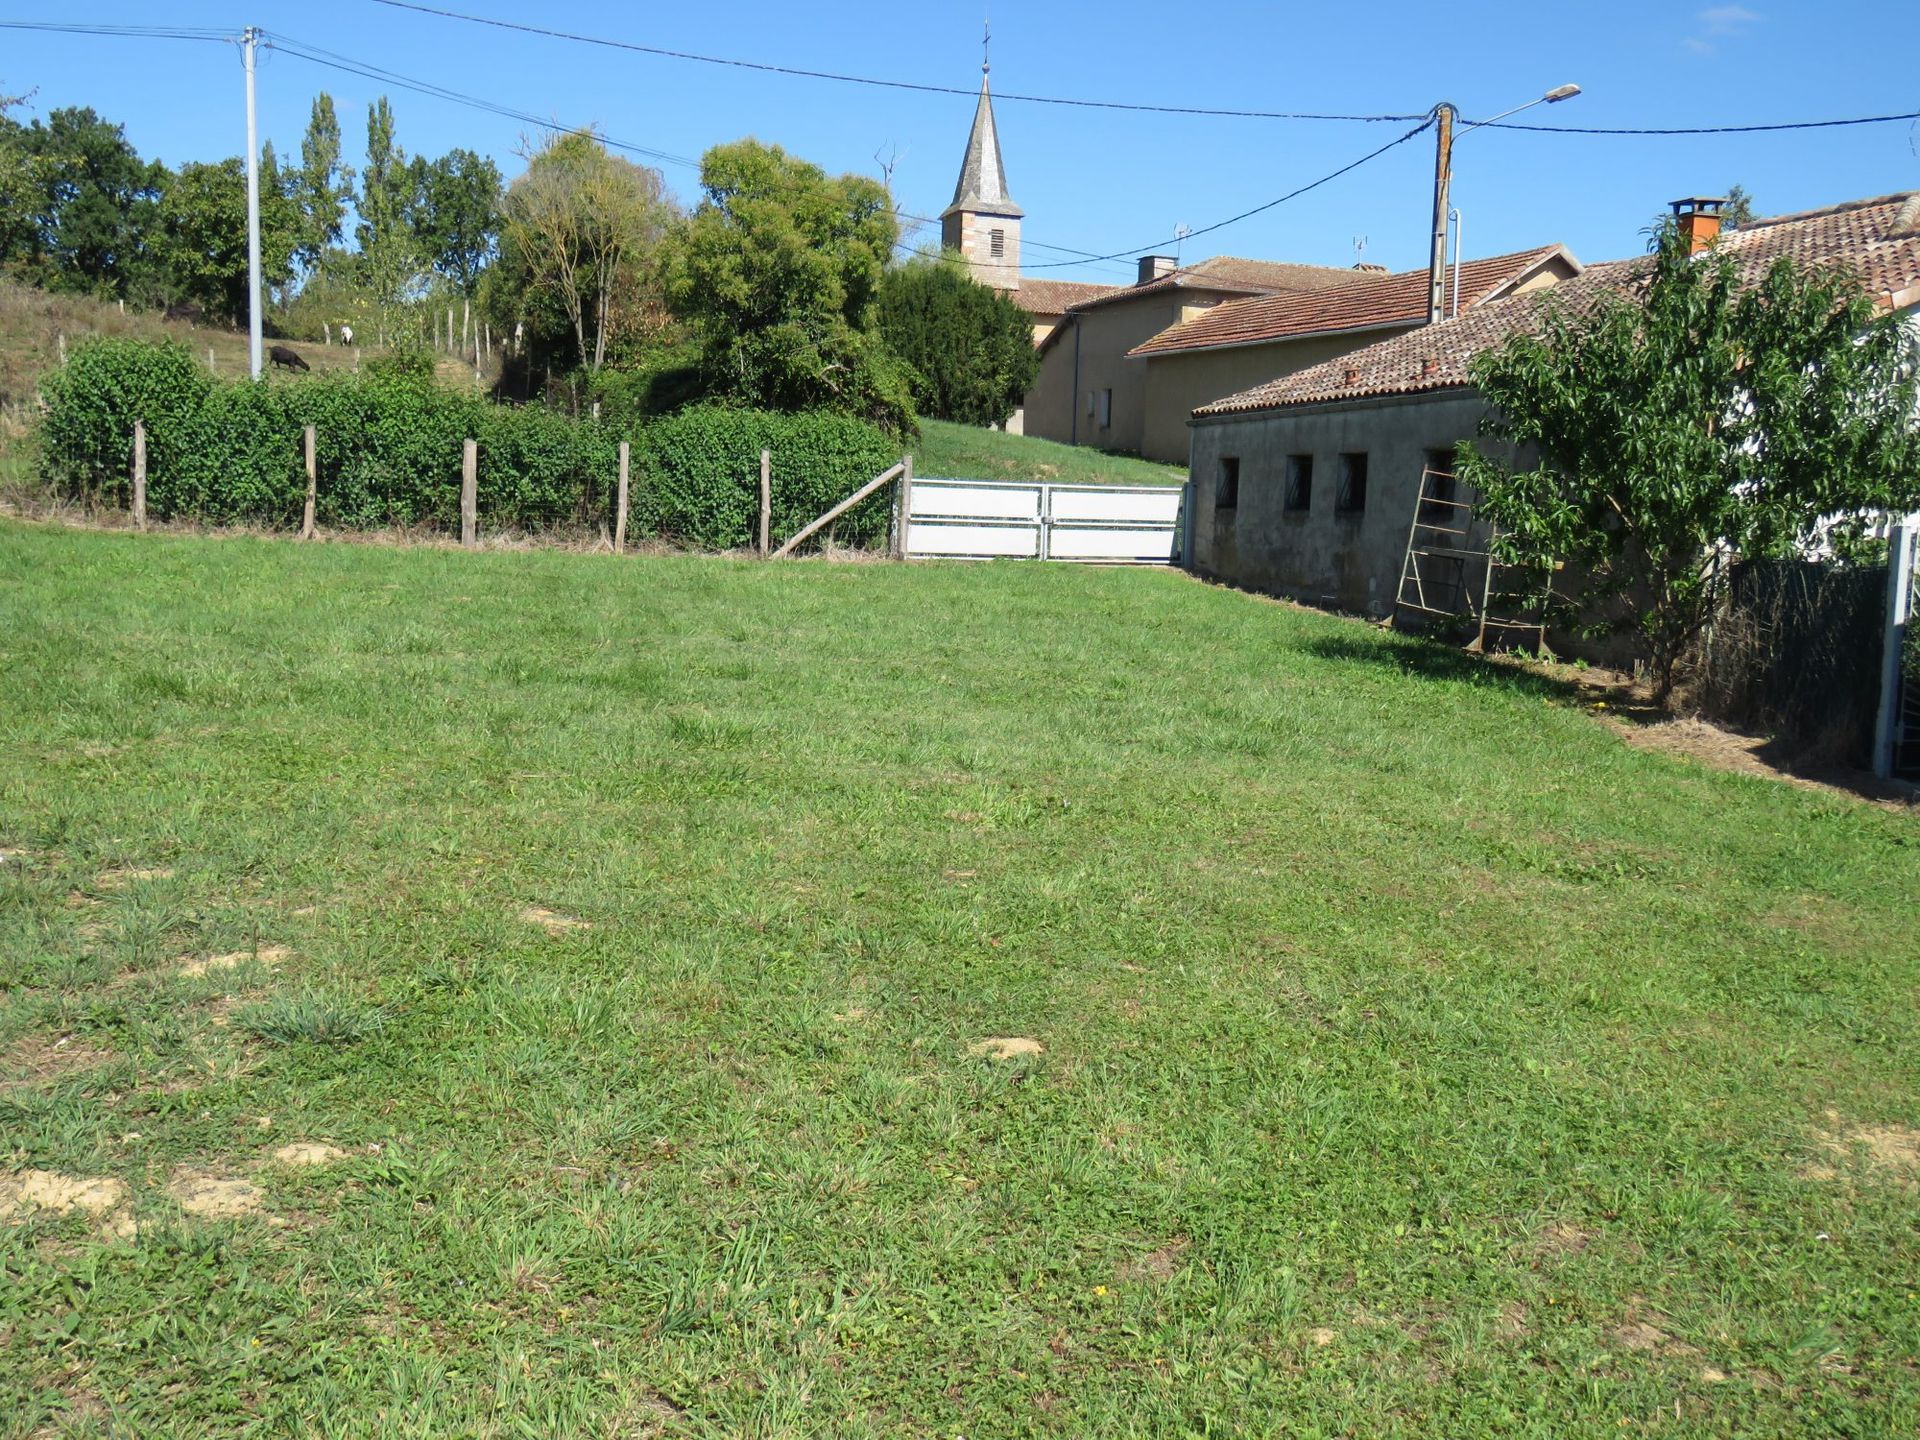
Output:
left=903, top=478, right=1182, bottom=564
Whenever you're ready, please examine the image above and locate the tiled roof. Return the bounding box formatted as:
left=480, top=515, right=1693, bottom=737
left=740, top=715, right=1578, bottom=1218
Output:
left=1128, top=245, right=1575, bottom=357
left=1196, top=192, right=1920, bottom=418
left=1009, top=278, right=1119, bottom=316
left=1064, top=255, right=1366, bottom=313
left=943, top=76, right=1021, bottom=220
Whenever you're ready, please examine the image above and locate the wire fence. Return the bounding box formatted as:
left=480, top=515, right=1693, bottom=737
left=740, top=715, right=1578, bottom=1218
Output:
left=1691, top=557, right=1890, bottom=769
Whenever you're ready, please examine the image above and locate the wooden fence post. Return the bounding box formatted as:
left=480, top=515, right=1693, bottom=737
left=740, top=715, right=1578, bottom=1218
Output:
left=301, top=425, right=318, bottom=539
left=208, top=346, right=216, bottom=373
left=772, top=462, right=905, bottom=559
left=758, top=449, right=772, bottom=557
left=131, top=421, right=147, bottom=530
left=615, top=441, right=630, bottom=555
left=895, top=453, right=913, bottom=559
left=57, top=332, right=67, bottom=367
left=460, top=438, right=478, bottom=550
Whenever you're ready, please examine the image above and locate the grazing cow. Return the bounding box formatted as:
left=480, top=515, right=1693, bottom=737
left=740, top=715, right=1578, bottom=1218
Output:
left=339, top=324, right=354, bottom=347
left=268, top=344, right=311, bottom=374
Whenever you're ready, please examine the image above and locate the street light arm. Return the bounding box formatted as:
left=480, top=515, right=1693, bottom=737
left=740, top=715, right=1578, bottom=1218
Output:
left=1456, top=83, right=1581, bottom=137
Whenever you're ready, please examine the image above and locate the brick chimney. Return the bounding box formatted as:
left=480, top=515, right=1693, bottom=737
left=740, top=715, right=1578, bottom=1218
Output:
left=1669, top=196, right=1727, bottom=254
left=1137, top=255, right=1178, bottom=285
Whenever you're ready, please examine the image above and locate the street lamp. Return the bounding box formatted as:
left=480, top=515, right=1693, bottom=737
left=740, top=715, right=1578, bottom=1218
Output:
left=1427, top=84, right=1581, bottom=325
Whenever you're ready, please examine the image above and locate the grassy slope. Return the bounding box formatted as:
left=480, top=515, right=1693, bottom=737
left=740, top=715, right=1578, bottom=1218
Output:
left=2, top=523, right=1918, bottom=1436
left=914, top=417, right=1186, bottom=485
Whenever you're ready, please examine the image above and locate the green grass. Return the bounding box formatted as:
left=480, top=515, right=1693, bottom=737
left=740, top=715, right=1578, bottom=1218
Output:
left=3, top=521, right=1918, bottom=1437
left=914, top=417, right=1186, bottom=486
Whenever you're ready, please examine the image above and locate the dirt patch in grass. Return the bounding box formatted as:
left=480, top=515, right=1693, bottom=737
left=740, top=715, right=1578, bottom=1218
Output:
left=520, top=906, right=591, bottom=936
left=177, top=944, right=291, bottom=978
left=1610, top=1305, right=1698, bottom=1358
left=1116, top=1238, right=1189, bottom=1284
left=1608, top=716, right=1916, bottom=809
left=2, top=1032, right=115, bottom=1086
left=271, top=1142, right=348, bottom=1167
left=1529, top=1220, right=1599, bottom=1257
left=95, top=866, right=173, bottom=889
left=1, top=1170, right=135, bottom=1239
left=968, top=1037, right=1043, bottom=1060
left=167, top=1168, right=270, bottom=1221
left=1811, top=1115, right=1920, bottom=1179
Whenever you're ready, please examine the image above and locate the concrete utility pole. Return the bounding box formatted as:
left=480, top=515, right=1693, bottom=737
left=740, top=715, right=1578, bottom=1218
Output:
left=243, top=26, right=264, bottom=380
left=1426, top=102, right=1455, bottom=327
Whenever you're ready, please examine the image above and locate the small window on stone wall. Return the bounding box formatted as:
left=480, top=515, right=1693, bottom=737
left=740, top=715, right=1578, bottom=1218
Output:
left=1336, top=453, right=1368, bottom=515
left=1284, top=455, right=1313, bottom=512
left=1217, top=457, right=1241, bottom=510
left=990, top=228, right=1005, bottom=258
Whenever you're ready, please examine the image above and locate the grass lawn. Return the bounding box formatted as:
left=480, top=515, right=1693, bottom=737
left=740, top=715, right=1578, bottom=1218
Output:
left=3, top=522, right=1918, bottom=1437
left=913, top=418, right=1186, bottom=487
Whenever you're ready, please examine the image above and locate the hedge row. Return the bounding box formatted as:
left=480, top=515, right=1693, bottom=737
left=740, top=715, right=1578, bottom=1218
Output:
left=40, top=339, right=900, bottom=547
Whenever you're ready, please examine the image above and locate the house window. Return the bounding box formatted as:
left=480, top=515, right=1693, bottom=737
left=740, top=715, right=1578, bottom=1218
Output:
left=990, top=228, right=1006, bottom=258
left=1336, top=453, right=1368, bottom=515
left=1283, top=454, right=1313, bottom=512
left=1096, top=388, right=1112, bottom=429
left=1217, top=457, right=1240, bottom=510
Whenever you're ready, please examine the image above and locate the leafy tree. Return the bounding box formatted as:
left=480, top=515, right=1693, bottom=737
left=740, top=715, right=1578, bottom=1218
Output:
left=356, top=97, right=423, bottom=307
left=8, top=105, right=167, bottom=296
left=408, top=147, right=501, bottom=296
left=0, top=87, right=46, bottom=268
left=500, top=130, right=671, bottom=372
left=294, top=92, right=353, bottom=271
left=877, top=253, right=1038, bottom=426
left=664, top=139, right=913, bottom=434
left=1460, top=221, right=1920, bottom=703
left=1723, top=184, right=1756, bottom=230
left=154, top=156, right=300, bottom=326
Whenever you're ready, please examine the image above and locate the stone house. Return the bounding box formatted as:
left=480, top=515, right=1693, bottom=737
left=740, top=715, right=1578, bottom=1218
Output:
left=1182, top=192, right=1920, bottom=620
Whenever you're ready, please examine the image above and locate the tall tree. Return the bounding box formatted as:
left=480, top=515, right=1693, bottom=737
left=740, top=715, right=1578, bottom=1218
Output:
left=155, top=156, right=300, bottom=326
left=408, top=147, right=501, bottom=295
left=877, top=254, right=1038, bottom=427
left=11, top=106, right=167, bottom=296
left=500, top=130, right=670, bottom=371
left=294, top=92, right=352, bottom=270
left=355, top=97, right=421, bottom=306
left=664, top=139, right=911, bottom=432
left=1460, top=222, right=1920, bottom=702
left=0, top=87, right=46, bottom=268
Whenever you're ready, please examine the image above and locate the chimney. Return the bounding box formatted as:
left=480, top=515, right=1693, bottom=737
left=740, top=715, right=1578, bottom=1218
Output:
left=1343, top=365, right=1361, bottom=386
left=1137, top=255, right=1177, bottom=285
left=1669, top=196, right=1727, bottom=254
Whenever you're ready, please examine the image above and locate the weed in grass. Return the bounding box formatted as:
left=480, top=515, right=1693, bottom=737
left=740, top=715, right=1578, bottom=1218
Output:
left=237, top=993, right=385, bottom=1047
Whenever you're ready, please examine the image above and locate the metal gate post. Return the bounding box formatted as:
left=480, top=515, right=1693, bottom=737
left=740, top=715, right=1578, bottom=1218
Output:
left=1873, top=519, right=1917, bottom=779
left=1038, top=483, right=1052, bottom=561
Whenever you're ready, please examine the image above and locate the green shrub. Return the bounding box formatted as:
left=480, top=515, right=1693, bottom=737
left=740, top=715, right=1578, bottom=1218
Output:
left=39, top=339, right=210, bottom=502
left=638, top=404, right=900, bottom=550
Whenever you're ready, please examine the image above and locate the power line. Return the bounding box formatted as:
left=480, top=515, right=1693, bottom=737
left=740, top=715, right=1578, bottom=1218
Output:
left=1466, top=110, right=1920, bottom=136
left=0, top=19, right=232, bottom=42
left=1022, top=118, right=1434, bottom=270
left=364, top=0, right=1426, bottom=124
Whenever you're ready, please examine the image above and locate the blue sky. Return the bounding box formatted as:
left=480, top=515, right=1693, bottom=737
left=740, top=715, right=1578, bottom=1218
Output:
left=4, top=1, right=1915, bottom=283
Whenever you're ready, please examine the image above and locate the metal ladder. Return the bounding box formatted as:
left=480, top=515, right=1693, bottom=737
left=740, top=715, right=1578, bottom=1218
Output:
left=1392, top=467, right=1554, bottom=654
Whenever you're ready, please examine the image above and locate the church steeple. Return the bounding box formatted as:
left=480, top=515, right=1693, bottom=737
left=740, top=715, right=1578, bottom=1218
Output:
left=940, top=48, right=1022, bottom=291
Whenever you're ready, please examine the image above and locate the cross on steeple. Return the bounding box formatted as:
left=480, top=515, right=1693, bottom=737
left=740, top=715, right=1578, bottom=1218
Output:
left=982, top=18, right=991, bottom=75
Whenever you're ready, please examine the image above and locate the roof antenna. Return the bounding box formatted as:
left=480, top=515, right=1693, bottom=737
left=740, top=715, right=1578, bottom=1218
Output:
left=1173, top=223, right=1192, bottom=266
left=1353, top=235, right=1369, bottom=266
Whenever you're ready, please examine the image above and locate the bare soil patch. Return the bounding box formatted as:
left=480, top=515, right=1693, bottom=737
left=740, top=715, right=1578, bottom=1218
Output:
left=1116, top=1238, right=1190, bottom=1284
left=1812, top=1115, right=1920, bottom=1178
left=1, top=1170, right=135, bottom=1239
left=167, top=1168, right=268, bottom=1221
left=520, top=906, right=591, bottom=936
left=177, top=944, right=290, bottom=979
left=271, top=1142, right=348, bottom=1167
left=2, top=1032, right=115, bottom=1086
left=968, top=1037, right=1043, bottom=1060
left=1529, top=1220, right=1598, bottom=1257
left=95, top=866, right=173, bottom=889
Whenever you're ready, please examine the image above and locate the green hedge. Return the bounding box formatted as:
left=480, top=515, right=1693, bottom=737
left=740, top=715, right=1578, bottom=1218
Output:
left=38, top=341, right=899, bottom=547
left=638, top=405, right=900, bottom=549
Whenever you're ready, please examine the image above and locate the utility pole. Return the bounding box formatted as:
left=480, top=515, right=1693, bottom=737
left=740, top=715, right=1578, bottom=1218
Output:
left=1426, top=102, right=1454, bottom=327
left=243, top=26, right=263, bottom=380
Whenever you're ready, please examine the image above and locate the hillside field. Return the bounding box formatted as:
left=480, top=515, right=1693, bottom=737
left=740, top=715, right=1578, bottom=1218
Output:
left=2, top=522, right=1918, bottom=1436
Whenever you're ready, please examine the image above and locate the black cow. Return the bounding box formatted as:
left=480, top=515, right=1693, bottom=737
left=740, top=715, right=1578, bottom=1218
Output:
left=268, top=344, right=311, bottom=373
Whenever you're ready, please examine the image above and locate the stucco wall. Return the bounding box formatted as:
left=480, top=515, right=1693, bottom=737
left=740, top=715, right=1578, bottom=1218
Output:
left=1023, top=288, right=1243, bottom=454
left=1186, top=390, right=1527, bottom=617
left=1139, top=325, right=1420, bottom=466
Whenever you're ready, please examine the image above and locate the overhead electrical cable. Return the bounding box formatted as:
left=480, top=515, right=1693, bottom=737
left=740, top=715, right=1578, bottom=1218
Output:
left=1465, top=110, right=1920, bottom=136
left=363, top=0, right=1426, bottom=123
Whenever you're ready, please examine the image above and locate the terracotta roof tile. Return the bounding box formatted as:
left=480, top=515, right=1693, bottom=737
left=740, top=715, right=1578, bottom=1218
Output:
left=1008, top=278, right=1119, bottom=316
left=1064, top=255, right=1367, bottom=313
left=1196, top=192, right=1920, bottom=418
left=1128, top=245, right=1575, bottom=357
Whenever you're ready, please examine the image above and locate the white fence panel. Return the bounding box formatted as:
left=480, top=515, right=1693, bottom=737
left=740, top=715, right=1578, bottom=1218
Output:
left=904, top=477, right=1182, bottom=564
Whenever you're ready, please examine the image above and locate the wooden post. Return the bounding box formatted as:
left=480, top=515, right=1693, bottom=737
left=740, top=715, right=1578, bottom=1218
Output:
left=460, top=438, right=478, bottom=550
left=131, top=421, right=147, bottom=530
left=300, top=424, right=317, bottom=539
left=895, top=453, right=914, bottom=559
left=208, top=346, right=216, bottom=373
left=461, top=299, right=470, bottom=349
left=57, top=332, right=67, bottom=367
left=614, top=441, right=630, bottom=556
left=447, top=306, right=456, bottom=353
left=323, top=322, right=332, bottom=347
left=758, top=449, right=772, bottom=557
